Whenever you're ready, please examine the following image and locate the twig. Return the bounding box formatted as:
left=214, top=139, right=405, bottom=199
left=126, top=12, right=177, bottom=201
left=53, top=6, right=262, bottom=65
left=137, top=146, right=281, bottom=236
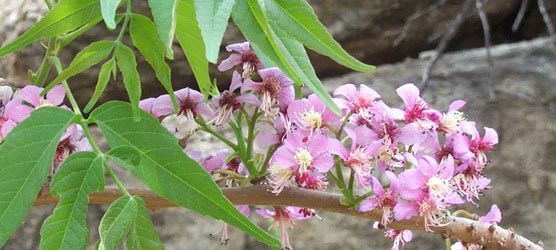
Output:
left=512, top=0, right=530, bottom=32
left=393, top=0, right=448, bottom=46
left=419, top=0, right=474, bottom=93
left=475, top=0, right=496, bottom=100
left=537, top=0, right=556, bottom=49
left=34, top=186, right=543, bottom=250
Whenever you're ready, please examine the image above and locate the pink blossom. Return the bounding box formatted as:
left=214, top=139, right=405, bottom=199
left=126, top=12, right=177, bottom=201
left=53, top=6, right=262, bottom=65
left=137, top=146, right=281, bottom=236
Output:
left=256, top=113, right=291, bottom=149
left=436, top=100, right=466, bottom=134
left=384, top=229, right=412, bottom=250
left=333, top=83, right=382, bottom=115
left=395, top=156, right=463, bottom=231
left=359, top=171, right=399, bottom=225
left=479, top=204, right=501, bottom=224
left=211, top=71, right=260, bottom=126
left=52, top=125, right=92, bottom=175
left=138, top=97, right=157, bottom=117
left=287, top=94, right=339, bottom=131
left=151, top=88, right=215, bottom=139
left=331, top=126, right=380, bottom=187
left=0, top=87, right=18, bottom=142
left=256, top=206, right=314, bottom=250
left=452, top=121, right=498, bottom=167
left=217, top=42, right=262, bottom=78
left=243, top=67, right=294, bottom=116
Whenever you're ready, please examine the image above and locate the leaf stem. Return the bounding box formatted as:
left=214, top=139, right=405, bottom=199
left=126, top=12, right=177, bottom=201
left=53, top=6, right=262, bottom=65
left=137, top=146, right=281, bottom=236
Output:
left=246, top=108, right=260, bottom=160
left=80, top=120, right=102, bottom=154
left=336, top=111, right=352, bottom=139
left=105, top=164, right=131, bottom=197
left=196, top=119, right=238, bottom=151
left=258, top=145, right=276, bottom=176
left=49, top=56, right=81, bottom=116
left=116, top=0, right=132, bottom=43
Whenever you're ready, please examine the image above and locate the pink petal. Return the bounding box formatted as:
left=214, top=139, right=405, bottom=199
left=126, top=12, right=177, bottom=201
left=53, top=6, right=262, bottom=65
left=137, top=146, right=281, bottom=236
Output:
left=236, top=94, right=260, bottom=106
left=229, top=71, right=243, bottom=92
left=46, top=85, right=66, bottom=106
left=396, top=83, right=419, bottom=109
left=255, top=208, right=275, bottom=219
left=17, top=85, right=42, bottom=107
left=371, top=176, right=385, bottom=195
left=217, top=54, right=242, bottom=72
left=4, top=100, right=33, bottom=122
left=152, top=95, right=174, bottom=118
left=394, top=201, right=419, bottom=220
left=448, top=100, right=466, bottom=111
left=139, top=97, right=156, bottom=114
left=312, top=153, right=334, bottom=173
left=1, top=119, right=17, bottom=137
left=398, top=169, right=426, bottom=190
left=482, top=127, right=498, bottom=145
left=358, top=198, right=377, bottom=212
left=479, top=204, right=501, bottom=223
left=271, top=146, right=297, bottom=168
left=327, top=138, right=348, bottom=159
left=397, top=122, right=426, bottom=145
left=333, top=84, right=356, bottom=100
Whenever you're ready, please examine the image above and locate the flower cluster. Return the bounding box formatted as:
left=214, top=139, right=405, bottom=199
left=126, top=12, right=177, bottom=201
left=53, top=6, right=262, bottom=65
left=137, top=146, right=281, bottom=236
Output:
left=138, top=42, right=501, bottom=250
left=0, top=83, right=91, bottom=177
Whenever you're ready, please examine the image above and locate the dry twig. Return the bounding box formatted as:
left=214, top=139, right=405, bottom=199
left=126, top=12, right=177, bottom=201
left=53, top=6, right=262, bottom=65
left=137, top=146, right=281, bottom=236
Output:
left=537, top=0, right=556, bottom=49
left=475, top=0, right=496, bottom=100
left=34, top=186, right=543, bottom=250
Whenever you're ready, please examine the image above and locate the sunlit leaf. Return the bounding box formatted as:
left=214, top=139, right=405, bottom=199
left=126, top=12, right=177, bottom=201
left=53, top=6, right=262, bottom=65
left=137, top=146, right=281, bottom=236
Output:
left=175, top=0, right=212, bottom=97
left=126, top=198, right=164, bottom=250
left=148, top=0, right=177, bottom=58
left=0, top=0, right=101, bottom=57
left=194, top=0, right=237, bottom=63
left=100, top=0, right=122, bottom=29
left=265, top=0, right=375, bottom=72
left=98, top=195, right=138, bottom=250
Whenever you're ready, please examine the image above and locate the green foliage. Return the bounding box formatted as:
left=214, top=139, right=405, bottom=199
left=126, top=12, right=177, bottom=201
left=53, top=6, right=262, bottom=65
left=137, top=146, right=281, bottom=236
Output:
left=126, top=198, right=164, bottom=250
left=114, top=43, right=142, bottom=122
left=90, top=102, right=280, bottom=248
left=84, top=59, right=117, bottom=113
left=0, top=0, right=101, bottom=57
left=175, top=0, right=213, bottom=97
left=195, top=0, right=237, bottom=63
left=265, top=0, right=375, bottom=72
left=40, top=152, right=105, bottom=250
left=0, top=107, right=77, bottom=246
left=100, top=0, right=122, bottom=29
left=98, top=196, right=138, bottom=250
left=44, top=40, right=115, bottom=93
left=106, top=146, right=142, bottom=171
left=147, top=0, right=177, bottom=59
left=130, top=14, right=178, bottom=112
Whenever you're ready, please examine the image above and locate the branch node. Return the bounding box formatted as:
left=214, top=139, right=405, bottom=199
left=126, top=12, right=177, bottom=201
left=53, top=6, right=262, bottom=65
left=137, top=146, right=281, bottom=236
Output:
left=488, top=224, right=496, bottom=234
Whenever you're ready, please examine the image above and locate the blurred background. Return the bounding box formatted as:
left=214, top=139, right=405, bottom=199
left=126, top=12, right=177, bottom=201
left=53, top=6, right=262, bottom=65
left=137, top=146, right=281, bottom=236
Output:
left=1, top=0, right=555, bottom=249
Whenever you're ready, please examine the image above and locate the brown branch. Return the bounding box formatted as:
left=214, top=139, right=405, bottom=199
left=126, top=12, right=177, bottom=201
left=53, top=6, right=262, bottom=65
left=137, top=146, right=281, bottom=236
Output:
left=34, top=186, right=542, bottom=250
left=476, top=0, right=496, bottom=100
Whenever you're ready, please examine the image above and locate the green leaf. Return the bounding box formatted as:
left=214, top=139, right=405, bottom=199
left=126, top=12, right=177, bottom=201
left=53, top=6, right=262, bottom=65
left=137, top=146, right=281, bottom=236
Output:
left=90, top=102, right=280, bottom=248
left=148, top=0, right=177, bottom=58
left=99, top=195, right=138, bottom=250
left=106, top=146, right=142, bottom=171
left=270, top=23, right=340, bottom=114
left=0, top=107, right=76, bottom=246
left=175, top=0, right=212, bottom=97
left=129, top=14, right=178, bottom=113
left=84, top=58, right=116, bottom=113
left=100, top=0, right=122, bottom=29
left=126, top=198, right=164, bottom=250
left=114, top=43, right=142, bottom=122
left=44, top=40, right=115, bottom=93
left=59, top=16, right=104, bottom=48
left=40, top=152, right=104, bottom=250
left=232, top=0, right=341, bottom=115
left=194, top=0, right=237, bottom=63
left=0, top=0, right=101, bottom=57
left=265, top=0, right=375, bottom=72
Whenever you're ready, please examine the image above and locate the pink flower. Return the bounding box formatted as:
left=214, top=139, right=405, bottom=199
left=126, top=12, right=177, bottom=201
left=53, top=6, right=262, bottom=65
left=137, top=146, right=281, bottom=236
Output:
left=217, top=42, right=263, bottom=78
left=256, top=113, right=291, bottom=149
left=333, top=84, right=382, bottom=115
left=17, top=84, right=66, bottom=109
left=150, top=88, right=215, bottom=139
left=384, top=229, right=412, bottom=250
left=256, top=206, right=314, bottom=250
left=211, top=71, right=260, bottom=126
left=452, top=121, right=498, bottom=167
left=268, top=131, right=337, bottom=193
left=243, top=67, right=294, bottom=116
left=0, top=87, right=18, bottom=142
left=436, top=100, right=466, bottom=134
left=479, top=204, right=501, bottom=224
left=188, top=149, right=230, bottom=173
left=52, top=125, right=92, bottom=175
left=287, top=94, right=339, bottom=131
left=359, top=171, right=399, bottom=225
left=138, top=97, right=157, bottom=117
left=395, top=155, right=463, bottom=231
left=331, top=126, right=380, bottom=187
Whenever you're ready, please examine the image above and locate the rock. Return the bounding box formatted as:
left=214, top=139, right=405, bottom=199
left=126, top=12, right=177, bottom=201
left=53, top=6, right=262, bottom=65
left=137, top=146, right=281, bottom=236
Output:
left=1, top=0, right=555, bottom=105
left=2, top=31, right=555, bottom=250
